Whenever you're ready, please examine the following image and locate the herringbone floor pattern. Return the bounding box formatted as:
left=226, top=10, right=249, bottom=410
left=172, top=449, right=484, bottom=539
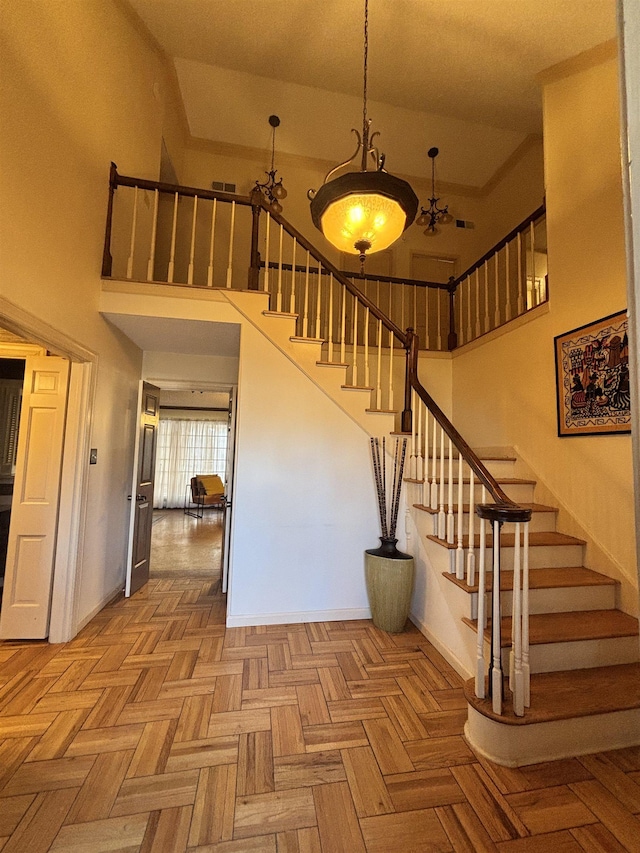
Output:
left=1, top=576, right=640, bottom=852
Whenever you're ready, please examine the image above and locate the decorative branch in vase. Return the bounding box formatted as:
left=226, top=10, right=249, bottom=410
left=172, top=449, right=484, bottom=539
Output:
left=365, top=436, right=415, bottom=632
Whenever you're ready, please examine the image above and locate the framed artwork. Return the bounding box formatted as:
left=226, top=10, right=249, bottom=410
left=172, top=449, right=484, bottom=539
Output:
left=554, top=310, right=630, bottom=436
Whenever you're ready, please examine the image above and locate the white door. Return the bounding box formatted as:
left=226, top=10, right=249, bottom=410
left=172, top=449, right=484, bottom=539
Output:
left=222, top=386, right=237, bottom=594
left=0, top=356, right=70, bottom=639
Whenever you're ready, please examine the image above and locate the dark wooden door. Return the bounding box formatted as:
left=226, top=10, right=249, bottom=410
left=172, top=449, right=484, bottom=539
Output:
left=127, top=382, right=160, bottom=596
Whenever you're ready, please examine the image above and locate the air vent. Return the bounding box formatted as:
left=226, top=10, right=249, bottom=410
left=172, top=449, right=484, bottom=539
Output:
left=455, top=219, right=475, bottom=229
left=211, top=181, right=236, bottom=193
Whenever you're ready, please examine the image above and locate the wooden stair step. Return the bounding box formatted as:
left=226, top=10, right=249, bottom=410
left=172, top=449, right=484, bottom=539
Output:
left=414, top=502, right=557, bottom=516
left=407, top=476, right=536, bottom=486
left=463, top=609, right=639, bottom=647
left=445, top=565, right=617, bottom=594
left=464, top=662, right=640, bottom=725
left=427, top=531, right=585, bottom=550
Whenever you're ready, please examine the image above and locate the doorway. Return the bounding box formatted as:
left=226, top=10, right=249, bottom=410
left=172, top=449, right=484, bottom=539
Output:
left=146, top=385, right=235, bottom=589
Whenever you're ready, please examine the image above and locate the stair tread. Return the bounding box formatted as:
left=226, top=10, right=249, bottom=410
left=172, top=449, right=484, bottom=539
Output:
left=408, top=476, right=536, bottom=485
left=464, top=662, right=640, bottom=725
left=290, top=336, right=324, bottom=344
left=428, top=531, right=585, bottom=549
left=316, top=360, right=349, bottom=368
left=263, top=310, right=298, bottom=318
left=444, top=566, right=617, bottom=593
left=415, top=502, right=557, bottom=515
left=341, top=385, right=374, bottom=392
left=463, top=609, right=639, bottom=646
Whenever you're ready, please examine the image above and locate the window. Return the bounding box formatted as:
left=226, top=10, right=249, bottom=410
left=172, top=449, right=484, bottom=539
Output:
left=154, top=418, right=228, bottom=509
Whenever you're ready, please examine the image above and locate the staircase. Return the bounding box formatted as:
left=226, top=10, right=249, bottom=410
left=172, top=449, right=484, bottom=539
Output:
left=102, top=167, right=640, bottom=766
left=406, top=453, right=640, bottom=766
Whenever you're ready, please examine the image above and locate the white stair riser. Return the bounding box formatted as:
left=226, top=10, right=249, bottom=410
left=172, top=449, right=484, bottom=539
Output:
left=482, top=584, right=617, bottom=616
left=500, top=635, right=640, bottom=673
left=466, top=706, right=640, bottom=767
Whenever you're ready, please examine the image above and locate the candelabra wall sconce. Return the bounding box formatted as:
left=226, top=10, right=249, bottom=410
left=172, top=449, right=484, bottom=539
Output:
left=417, top=147, right=453, bottom=236
left=254, top=114, right=287, bottom=213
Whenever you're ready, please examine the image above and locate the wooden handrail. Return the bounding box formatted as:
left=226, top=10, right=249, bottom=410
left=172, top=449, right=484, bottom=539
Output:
left=112, top=170, right=254, bottom=206
left=254, top=193, right=407, bottom=347
left=343, top=271, right=451, bottom=292
left=452, top=203, right=546, bottom=287
left=404, top=329, right=517, bottom=507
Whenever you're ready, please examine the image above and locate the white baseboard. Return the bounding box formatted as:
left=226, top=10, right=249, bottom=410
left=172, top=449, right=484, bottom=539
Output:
left=73, top=583, right=123, bottom=636
left=226, top=606, right=371, bottom=628
left=409, top=610, right=473, bottom=681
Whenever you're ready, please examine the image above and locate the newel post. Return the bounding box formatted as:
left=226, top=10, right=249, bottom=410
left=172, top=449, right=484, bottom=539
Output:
left=248, top=189, right=263, bottom=290
left=101, top=162, right=118, bottom=278
left=402, top=328, right=418, bottom=433
left=447, top=277, right=458, bottom=350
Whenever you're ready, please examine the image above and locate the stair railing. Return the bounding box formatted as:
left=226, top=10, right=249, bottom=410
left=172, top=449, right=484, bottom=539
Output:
left=103, top=165, right=533, bottom=714
left=404, top=330, right=532, bottom=716
left=451, top=203, right=547, bottom=346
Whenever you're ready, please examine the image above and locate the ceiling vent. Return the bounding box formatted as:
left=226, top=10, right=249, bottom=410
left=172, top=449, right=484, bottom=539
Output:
left=211, top=181, right=236, bottom=193
left=455, top=219, right=475, bottom=229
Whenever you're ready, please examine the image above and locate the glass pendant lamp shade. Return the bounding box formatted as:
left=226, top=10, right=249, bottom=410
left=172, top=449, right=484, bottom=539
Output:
left=310, top=170, right=418, bottom=256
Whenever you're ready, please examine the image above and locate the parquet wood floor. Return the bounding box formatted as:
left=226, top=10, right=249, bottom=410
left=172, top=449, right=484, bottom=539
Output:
left=1, top=577, right=640, bottom=852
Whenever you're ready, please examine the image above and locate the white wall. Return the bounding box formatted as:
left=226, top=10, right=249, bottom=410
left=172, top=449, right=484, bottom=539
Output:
left=0, top=1, right=185, bottom=627
left=452, top=52, right=636, bottom=611
left=104, top=287, right=381, bottom=624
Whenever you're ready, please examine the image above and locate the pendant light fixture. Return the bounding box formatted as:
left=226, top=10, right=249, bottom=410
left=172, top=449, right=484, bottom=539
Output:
left=416, top=147, right=453, bottom=236
left=255, top=114, right=288, bottom=214
left=308, top=0, right=418, bottom=266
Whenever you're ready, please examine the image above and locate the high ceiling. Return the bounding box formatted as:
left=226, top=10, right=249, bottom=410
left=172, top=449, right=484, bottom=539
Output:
left=127, top=0, right=617, bottom=185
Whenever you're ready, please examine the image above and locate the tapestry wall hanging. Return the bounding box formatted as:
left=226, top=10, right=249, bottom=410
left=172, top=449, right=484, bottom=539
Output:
left=554, top=310, right=630, bottom=436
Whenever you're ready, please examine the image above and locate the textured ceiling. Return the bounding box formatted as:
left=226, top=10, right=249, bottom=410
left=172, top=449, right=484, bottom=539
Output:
left=128, top=0, right=617, bottom=135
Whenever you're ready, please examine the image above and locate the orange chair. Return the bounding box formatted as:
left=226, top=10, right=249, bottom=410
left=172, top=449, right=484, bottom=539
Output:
left=185, top=474, right=225, bottom=518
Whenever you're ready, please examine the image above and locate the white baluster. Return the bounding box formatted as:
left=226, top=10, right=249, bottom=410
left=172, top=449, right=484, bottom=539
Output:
left=340, top=285, right=347, bottom=365
left=276, top=224, right=283, bottom=311
left=523, top=522, right=530, bottom=707
left=491, top=519, right=503, bottom=715
left=437, top=290, right=442, bottom=351
left=530, top=220, right=536, bottom=307
left=466, top=277, right=472, bottom=343
left=167, top=191, right=178, bottom=283
left=425, top=288, right=431, bottom=350
left=351, top=296, right=358, bottom=387
left=147, top=189, right=159, bottom=282
left=364, top=306, right=370, bottom=389
left=415, top=394, right=422, bottom=480
left=327, top=274, right=334, bottom=361
left=422, top=408, right=430, bottom=508
left=430, top=416, right=438, bottom=510
left=438, top=426, right=446, bottom=539
left=483, top=263, right=490, bottom=333
left=410, top=388, right=417, bottom=479
left=505, top=241, right=512, bottom=321
left=511, top=522, right=524, bottom=716
left=302, top=251, right=310, bottom=337
left=456, top=453, right=464, bottom=578
left=290, top=237, right=297, bottom=314
left=493, top=251, right=500, bottom=328
left=475, top=512, right=487, bottom=699
left=458, top=285, right=464, bottom=346
left=467, top=469, right=476, bottom=586
left=207, top=198, right=217, bottom=287
left=226, top=200, right=235, bottom=288
left=517, top=231, right=523, bottom=315
left=387, top=327, right=394, bottom=412
left=126, top=186, right=139, bottom=280
left=375, top=318, right=382, bottom=410
left=447, top=438, right=455, bottom=545
left=474, top=270, right=481, bottom=338
left=263, top=214, right=270, bottom=294
left=187, top=194, right=198, bottom=285
left=315, top=265, right=322, bottom=339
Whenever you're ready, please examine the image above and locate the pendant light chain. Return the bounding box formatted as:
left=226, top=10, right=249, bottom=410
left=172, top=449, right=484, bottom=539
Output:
left=362, top=0, right=369, bottom=142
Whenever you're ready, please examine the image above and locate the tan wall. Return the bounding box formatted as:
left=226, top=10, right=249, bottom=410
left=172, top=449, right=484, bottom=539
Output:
left=452, top=55, right=636, bottom=611
left=0, top=2, right=182, bottom=625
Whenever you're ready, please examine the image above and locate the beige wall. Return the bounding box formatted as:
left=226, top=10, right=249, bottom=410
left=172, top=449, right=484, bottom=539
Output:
left=452, top=53, right=636, bottom=611
left=0, top=1, right=182, bottom=625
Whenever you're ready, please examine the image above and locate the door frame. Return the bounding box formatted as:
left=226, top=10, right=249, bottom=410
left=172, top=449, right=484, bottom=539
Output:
left=0, top=295, right=96, bottom=642
left=143, top=375, right=237, bottom=596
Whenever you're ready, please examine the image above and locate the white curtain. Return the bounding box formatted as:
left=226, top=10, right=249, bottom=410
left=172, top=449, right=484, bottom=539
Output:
left=154, top=418, right=228, bottom=509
